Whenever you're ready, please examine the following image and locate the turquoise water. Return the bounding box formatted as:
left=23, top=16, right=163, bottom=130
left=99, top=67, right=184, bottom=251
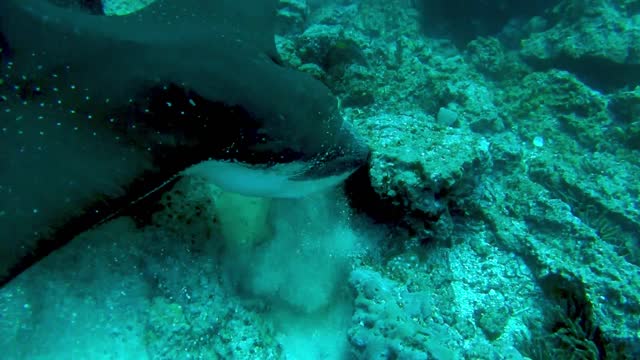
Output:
left=1, top=1, right=639, bottom=359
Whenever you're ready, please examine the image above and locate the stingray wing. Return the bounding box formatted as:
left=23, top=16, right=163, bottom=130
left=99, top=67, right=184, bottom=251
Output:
left=0, top=0, right=341, bottom=286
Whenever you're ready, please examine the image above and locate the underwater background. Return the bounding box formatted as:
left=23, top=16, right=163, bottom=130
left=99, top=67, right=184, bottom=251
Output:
left=1, top=0, right=639, bottom=359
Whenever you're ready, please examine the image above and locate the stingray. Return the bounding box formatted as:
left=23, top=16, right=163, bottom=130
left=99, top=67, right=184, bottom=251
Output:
left=0, top=0, right=369, bottom=286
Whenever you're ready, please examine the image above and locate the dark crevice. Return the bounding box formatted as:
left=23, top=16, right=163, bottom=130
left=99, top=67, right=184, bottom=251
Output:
left=524, top=55, right=640, bottom=93
left=538, top=273, right=608, bottom=359
left=344, top=165, right=406, bottom=225
left=414, top=0, right=558, bottom=47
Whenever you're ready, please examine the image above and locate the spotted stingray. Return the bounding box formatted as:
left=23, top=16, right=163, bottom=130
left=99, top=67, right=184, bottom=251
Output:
left=0, top=0, right=370, bottom=286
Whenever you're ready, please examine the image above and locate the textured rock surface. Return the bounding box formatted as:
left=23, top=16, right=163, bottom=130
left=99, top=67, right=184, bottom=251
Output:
left=520, top=0, right=640, bottom=89
left=347, top=268, right=459, bottom=360
left=1, top=0, right=639, bottom=358
left=276, top=1, right=640, bottom=356
left=361, top=112, right=491, bottom=240
left=0, top=215, right=283, bottom=359
left=522, top=0, right=640, bottom=64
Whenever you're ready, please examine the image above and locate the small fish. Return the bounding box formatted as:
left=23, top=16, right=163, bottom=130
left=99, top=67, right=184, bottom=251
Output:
left=0, top=0, right=369, bottom=286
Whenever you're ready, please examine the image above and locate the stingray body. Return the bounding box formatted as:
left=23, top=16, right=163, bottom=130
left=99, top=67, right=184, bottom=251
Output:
left=0, top=0, right=369, bottom=285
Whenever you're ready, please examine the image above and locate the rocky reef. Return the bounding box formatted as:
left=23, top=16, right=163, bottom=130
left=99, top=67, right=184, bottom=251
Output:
left=1, top=0, right=639, bottom=359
